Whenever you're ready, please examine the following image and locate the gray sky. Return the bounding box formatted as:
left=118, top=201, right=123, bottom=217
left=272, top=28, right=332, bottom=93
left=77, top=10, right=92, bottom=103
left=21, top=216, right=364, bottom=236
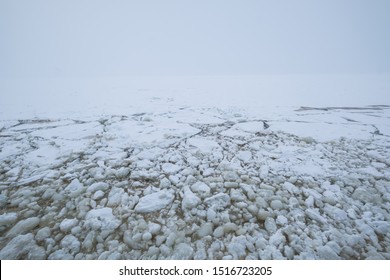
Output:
left=1, top=0, right=390, bottom=77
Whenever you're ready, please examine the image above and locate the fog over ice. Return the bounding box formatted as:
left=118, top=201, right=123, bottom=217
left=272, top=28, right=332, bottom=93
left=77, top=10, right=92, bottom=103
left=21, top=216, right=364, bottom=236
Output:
left=1, top=0, right=390, bottom=78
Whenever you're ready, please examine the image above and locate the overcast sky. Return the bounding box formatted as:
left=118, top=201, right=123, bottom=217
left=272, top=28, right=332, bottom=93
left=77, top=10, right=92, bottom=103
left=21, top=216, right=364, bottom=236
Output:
left=1, top=0, right=389, bottom=77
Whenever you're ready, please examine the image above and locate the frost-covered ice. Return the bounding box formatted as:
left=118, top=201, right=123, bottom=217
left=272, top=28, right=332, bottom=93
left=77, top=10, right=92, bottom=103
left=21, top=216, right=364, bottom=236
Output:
left=0, top=76, right=390, bottom=260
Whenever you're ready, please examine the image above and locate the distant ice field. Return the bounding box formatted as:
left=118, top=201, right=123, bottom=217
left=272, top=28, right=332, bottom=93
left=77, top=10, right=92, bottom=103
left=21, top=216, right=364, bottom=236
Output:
left=1, top=74, right=390, bottom=119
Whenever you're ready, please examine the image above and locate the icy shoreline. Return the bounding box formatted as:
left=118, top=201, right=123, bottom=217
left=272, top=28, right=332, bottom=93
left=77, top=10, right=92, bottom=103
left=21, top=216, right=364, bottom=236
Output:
left=0, top=105, right=389, bottom=259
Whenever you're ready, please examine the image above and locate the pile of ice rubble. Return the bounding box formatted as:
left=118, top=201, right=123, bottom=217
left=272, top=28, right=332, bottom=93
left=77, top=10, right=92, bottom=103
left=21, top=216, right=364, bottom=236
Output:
left=0, top=106, right=389, bottom=260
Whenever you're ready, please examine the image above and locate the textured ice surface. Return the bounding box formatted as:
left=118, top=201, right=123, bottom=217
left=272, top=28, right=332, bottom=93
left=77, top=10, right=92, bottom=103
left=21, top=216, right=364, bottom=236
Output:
left=0, top=83, right=389, bottom=259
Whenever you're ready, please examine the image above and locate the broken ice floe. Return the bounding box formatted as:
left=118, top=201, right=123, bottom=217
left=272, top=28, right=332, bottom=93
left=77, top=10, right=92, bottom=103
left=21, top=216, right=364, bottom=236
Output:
left=0, top=106, right=389, bottom=260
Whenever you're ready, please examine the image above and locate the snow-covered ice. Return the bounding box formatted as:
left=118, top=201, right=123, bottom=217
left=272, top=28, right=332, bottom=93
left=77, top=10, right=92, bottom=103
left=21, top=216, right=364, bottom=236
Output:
left=0, top=75, right=390, bottom=259
left=134, top=190, right=175, bottom=213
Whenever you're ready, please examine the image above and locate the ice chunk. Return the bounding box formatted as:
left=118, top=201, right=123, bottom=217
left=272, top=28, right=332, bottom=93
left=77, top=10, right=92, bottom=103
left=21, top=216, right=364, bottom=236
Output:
left=213, top=226, right=225, bottom=238
left=60, top=235, right=81, bottom=254
left=187, top=137, right=220, bottom=154
left=231, top=190, right=247, bottom=202
left=170, top=243, right=193, bottom=260
left=0, top=212, right=18, bottom=227
left=222, top=171, right=240, bottom=181
left=135, top=190, right=175, bottom=213
left=107, top=187, right=125, bottom=207
left=86, top=182, right=109, bottom=193
left=92, top=190, right=105, bottom=200
left=227, top=236, right=247, bottom=259
left=224, top=182, right=239, bottom=188
left=359, top=166, right=383, bottom=178
left=35, top=227, right=51, bottom=242
left=59, top=218, right=79, bottom=232
left=191, top=181, right=211, bottom=195
left=159, top=177, right=171, bottom=189
left=148, top=223, right=162, bottom=235
left=136, top=147, right=164, bottom=161
left=324, top=205, right=348, bottom=222
left=283, top=182, right=299, bottom=194
left=64, top=179, right=85, bottom=198
left=316, top=245, right=340, bottom=260
left=270, top=200, right=284, bottom=210
left=321, top=181, right=341, bottom=193
left=82, top=232, right=95, bottom=251
left=6, top=217, right=40, bottom=238
left=276, top=215, right=288, bottom=225
left=85, top=208, right=120, bottom=230
left=304, top=196, right=315, bottom=208
left=162, top=163, right=182, bottom=174
left=142, top=232, right=152, bottom=241
left=16, top=172, right=48, bottom=187
left=204, top=193, right=230, bottom=209
left=0, top=194, right=8, bottom=207
left=269, top=230, right=286, bottom=247
left=323, top=190, right=337, bottom=205
left=182, top=187, right=201, bottom=210
left=305, top=209, right=327, bottom=224
left=352, top=187, right=382, bottom=204
left=257, top=165, right=269, bottom=179
left=223, top=223, right=238, bottom=234
left=265, top=217, right=277, bottom=234
left=130, top=170, right=159, bottom=180
left=237, top=151, right=252, bottom=163
left=0, top=233, right=45, bottom=259
left=197, top=222, right=213, bottom=237
left=370, top=221, right=390, bottom=235
left=48, top=249, right=73, bottom=260
left=115, top=167, right=130, bottom=178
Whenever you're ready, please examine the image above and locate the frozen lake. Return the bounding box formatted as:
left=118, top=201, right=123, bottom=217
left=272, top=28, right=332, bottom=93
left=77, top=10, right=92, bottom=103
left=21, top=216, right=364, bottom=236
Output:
left=0, top=74, right=389, bottom=259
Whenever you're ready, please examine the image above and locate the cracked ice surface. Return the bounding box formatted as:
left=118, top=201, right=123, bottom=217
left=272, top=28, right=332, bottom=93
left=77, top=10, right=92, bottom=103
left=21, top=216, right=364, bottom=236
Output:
left=0, top=76, right=390, bottom=260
